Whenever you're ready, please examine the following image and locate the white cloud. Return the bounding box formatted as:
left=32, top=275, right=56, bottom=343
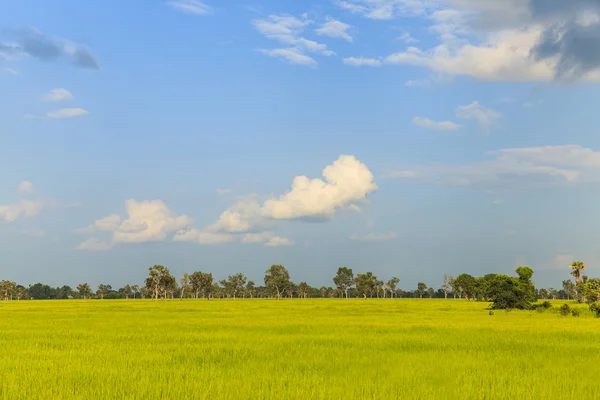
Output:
left=112, top=200, right=192, bottom=243
left=173, top=229, right=235, bottom=245
left=0, top=200, right=44, bottom=222
left=265, top=236, right=294, bottom=247
left=455, top=101, right=501, bottom=131
left=337, top=0, right=428, bottom=20
left=78, top=214, right=121, bottom=234
left=17, top=181, right=35, bottom=194
left=412, top=116, right=460, bottom=131
left=47, top=108, right=88, bottom=119
left=350, top=232, right=398, bottom=241
left=42, top=88, right=73, bottom=102
left=262, top=155, right=378, bottom=220
left=316, top=17, right=354, bottom=42
left=254, top=14, right=334, bottom=65
left=390, top=145, right=600, bottom=189
left=259, top=48, right=317, bottom=66
left=343, top=57, right=382, bottom=67
left=167, top=0, right=213, bottom=15
left=397, top=31, right=419, bottom=43
left=77, top=238, right=113, bottom=251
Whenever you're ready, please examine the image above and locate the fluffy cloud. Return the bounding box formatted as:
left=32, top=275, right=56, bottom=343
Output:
left=412, top=116, right=460, bottom=131
left=339, top=0, right=600, bottom=82
left=0, top=200, right=44, bottom=222
left=17, top=181, right=35, bottom=194
left=254, top=14, right=335, bottom=66
left=42, top=88, right=73, bottom=102
left=262, top=155, right=378, bottom=220
left=343, top=57, right=382, bottom=66
left=167, top=0, right=213, bottom=15
left=390, top=144, right=600, bottom=189
left=350, top=232, right=398, bottom=241
left=0, top=28, right=99, bottom=69
left=78, top=214, right=121, bottom=234
left=47, top=108, right=88, bottom=119
left=316, top=17, right=354, bottom=42
left=77, top=200, right=193, bottom=250
left=113, top=200, right=192, bottom=243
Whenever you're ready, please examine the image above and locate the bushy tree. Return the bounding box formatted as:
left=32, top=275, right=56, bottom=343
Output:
left=488, top=267, right=537, bottom=310
left=454, top=274, right=476, bottom=301
left=264, top=265, right=291, bottom=300
left=355, top=272, right=377, bottom=299
left=333, top=267, right=354, bottom=299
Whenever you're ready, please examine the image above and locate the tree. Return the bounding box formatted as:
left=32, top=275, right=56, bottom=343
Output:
left=539, top=288, right=549, bottom=299
left=488, top=268, right=537, bottom=310
left=387, top=277, right=400, bottom=298
left=454, top=274, right=476, bottom=301
left=441, top=275, right=452, bottom=299
left=227, top=273, right=247, bottom=299
left=179, top=273, right=191, bottom=300
left=77, top=283, right=93, bottom=300
left=581, top=278, right=600, bottom=304
left=264, top=265, right=291, bottom=300
left=355, top=272, right=377, bottom=299
left=297, top=282, right=310, bottom=298
left=131, top=285, right=140, bottom=299
left=562, top=280, right=576, bottom=300
left=122, top=285, right=133, bottom=299
left=417, top=282, right=427, bottom=298
left=427, top=287, right=435, bottom=298
left=144, top=265, right=174, bottom=301
left=333, top=267, right=354, bottom=299
left=0, top=280, right=16, bottom=301
left=244, top=280, right=256, bottom=299
left=570, top=261, right=586, bottom=285
left=97, top=284, right=112, bottom=300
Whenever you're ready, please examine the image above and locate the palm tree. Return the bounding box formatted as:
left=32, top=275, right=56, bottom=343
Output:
left=570, top=261, right=586, bottom=284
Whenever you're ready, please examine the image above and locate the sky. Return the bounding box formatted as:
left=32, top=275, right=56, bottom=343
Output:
left=2, top=0, right=600, bottom=290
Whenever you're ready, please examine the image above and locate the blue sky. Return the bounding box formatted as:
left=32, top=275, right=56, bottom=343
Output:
left=2, top=0, right=600, bottom=289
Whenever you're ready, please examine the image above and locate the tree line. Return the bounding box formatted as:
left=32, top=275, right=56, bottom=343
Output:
left=1, top=261, right=597, bottom=310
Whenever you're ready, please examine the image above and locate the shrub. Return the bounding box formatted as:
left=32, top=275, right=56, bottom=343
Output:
left=590, top=303, right=600, bottom=318
left=488, top=311, right=494, bottom=316
left=560, top=304, right=571, bottom=316
left=541, top=301, right=552, bottom=309
left=571, top=308, right=581, bottom=317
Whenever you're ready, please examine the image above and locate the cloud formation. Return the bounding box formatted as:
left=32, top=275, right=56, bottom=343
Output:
left=390, top=145, right=600, bottom=189
left=1, top=28, right=99, bottom=70
left=254, top=14, right=335, bottom=66
left=316, top=17, right=354, bottom=42
left=343, top=57, right=382, bottom=66
left=455, top=102, right=501, bottom=131
left=350, top=232, right=398, bottom=241
left=47, top=108, right=88, bottom=119
left=412, top=116, right=460, bottom=131
left=339, top=0, right=600, bottom=82
left=42, top=88, right=73, bottom=102
left=17, top=181, right=35, bottom=194
left=168, top=0, right=213, bottom=15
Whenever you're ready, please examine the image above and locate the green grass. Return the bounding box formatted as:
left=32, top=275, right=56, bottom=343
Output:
left=1, top=299, right=599, bottom=399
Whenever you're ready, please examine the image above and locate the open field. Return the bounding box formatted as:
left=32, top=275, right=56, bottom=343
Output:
left=1, top=299, right=599, bottom=399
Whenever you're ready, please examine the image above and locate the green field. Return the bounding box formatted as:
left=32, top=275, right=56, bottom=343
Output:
left=1, top=299, right=599, bottom=399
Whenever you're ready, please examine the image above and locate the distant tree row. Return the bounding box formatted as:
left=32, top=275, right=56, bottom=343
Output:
left=2, top=261, right=597, bottom=310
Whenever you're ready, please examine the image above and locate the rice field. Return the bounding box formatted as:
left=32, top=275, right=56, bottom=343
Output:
left=1, top=299, right=599, bottom=399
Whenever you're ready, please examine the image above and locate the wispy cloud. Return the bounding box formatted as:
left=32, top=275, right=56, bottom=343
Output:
left=42, top=88, right=73, bottom=102
left=350, top=232, right=398, bottom=241
left=390, top=145, right=600, bottom=190
left=343, top=57, right=382, bottom=67
left=167, top=0, right=213, bottom=15
left=316, top=17, right=353, bottom=42
left=455, top=101, right=501, bottom=132
left=254, top=14, right=334, bottom=66
left=412, top=116, right=460, bottom=131
left=47, top=108, right=88, bottom=119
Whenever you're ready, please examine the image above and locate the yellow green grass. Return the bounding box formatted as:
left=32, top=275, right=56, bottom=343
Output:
left=1, top=299, right=599, bottom=399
